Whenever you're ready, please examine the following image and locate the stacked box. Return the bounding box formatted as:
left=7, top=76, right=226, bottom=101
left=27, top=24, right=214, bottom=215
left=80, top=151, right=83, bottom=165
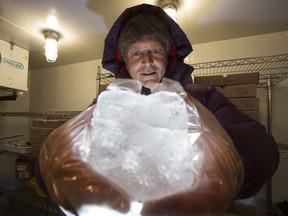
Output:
left=241, top=110, right=260, bottom=121
left=193, top=72, right=259, bottom=86
left=30, top=119, right=67, bottom=157
left=194, top=73, right=260, bottom=121
left=215, top=84, right=257, bottom=98
left=15, top=157, right=34, bottom=179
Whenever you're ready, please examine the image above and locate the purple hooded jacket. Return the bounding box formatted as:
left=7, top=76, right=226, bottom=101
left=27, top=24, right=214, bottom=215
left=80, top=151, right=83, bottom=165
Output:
left=101, top=4, right=279, bottom=199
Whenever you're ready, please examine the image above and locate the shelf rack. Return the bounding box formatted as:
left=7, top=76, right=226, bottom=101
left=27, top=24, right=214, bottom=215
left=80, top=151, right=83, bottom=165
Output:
left=0, top=111, right=81, bottom=120
left=0, top=150, right=34, bottom=160
left=192, top=53, right=288, bottom=88
left=256, top=199, right=285, bottom=216
left=0, top=185, right=65, bottom=215
left=192, top=53, right=288, bottom=213
left=277, top=142, right=288, bottom=159
left=191, top=53, right=288, bottom=159
left=96, top=71, right=115, bottom=84
left=0, top=111, right=80, bottom=215
left=96, top=65, right=115, bottom=96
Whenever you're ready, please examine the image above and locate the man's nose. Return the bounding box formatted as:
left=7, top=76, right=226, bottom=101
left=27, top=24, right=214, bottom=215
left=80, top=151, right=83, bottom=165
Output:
left=141, top=51, right=153, bottom=64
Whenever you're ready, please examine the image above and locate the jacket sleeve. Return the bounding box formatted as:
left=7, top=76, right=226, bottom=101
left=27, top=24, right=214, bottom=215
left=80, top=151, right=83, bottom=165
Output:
left=185, top=84, right=279, bottom=199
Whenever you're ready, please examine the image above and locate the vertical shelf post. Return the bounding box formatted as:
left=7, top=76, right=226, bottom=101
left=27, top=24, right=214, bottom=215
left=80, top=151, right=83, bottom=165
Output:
left=266, top=74, right=272, bottom=204
left=96, top=66, right=101, bottom=97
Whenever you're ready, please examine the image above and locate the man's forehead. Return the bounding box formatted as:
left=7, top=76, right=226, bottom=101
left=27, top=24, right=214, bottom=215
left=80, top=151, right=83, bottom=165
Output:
left=127, top=40, right=164, bottom=50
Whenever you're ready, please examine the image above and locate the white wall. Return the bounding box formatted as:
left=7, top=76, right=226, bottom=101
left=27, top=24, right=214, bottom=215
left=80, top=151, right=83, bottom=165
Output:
left=270, top=79, right=288, bottom=202
left=29, top=59, right=103, bottom=112
left=272, top=79, right=288, bottom=144
left=186, top=31, right=288, bottom=63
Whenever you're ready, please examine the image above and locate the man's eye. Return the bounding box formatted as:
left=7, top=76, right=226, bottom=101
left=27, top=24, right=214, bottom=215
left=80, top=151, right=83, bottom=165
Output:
left=132, top=51, right=142, bottom=57
left=151, top=49, right=163, bottom=55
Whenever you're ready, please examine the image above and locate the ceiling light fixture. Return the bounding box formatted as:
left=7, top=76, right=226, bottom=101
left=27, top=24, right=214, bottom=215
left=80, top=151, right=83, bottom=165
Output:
left=159, top=0, right=178, bottom=22
left=43, top=30, right=60, bottom=63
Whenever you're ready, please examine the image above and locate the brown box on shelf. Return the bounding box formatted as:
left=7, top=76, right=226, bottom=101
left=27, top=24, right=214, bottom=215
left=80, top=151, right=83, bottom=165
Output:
left=229, top=97, right=260, bottom=111
left=194, top=72, right=259, bottom=86
left=31, top=141, right=44, bottom=149
left=30, top=135, right=47, bottom=158
left=30, top=134, right=47, bottom=143
left=32, top=119, right=67, bottom=128
left=15, top=158, right=34, bottom=179
left=30, top=119, right=66, bottom=157
left=30, top=120, right=66, bottom=157
left=218, top=84, right=257, bottom=98
left=242, top=110, right=260, bottom=121
left=30, top=127, right=54, bottom=136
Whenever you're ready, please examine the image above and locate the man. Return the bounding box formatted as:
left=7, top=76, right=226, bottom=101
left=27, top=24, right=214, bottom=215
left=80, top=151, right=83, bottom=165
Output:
left=38, top=3, right=279, bottom=216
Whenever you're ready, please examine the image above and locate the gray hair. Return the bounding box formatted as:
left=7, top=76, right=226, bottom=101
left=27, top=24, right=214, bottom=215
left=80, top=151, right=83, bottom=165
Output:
left=117, top=14, right=172, bottom=61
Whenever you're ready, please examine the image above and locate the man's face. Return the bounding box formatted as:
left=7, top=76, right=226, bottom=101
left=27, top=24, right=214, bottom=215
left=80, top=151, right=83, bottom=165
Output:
left=125, top=39, right=167, bottom=89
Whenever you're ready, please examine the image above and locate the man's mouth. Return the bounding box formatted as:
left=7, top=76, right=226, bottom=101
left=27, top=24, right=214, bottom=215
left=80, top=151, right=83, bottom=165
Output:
left=141, top=72, right=156, bottom=76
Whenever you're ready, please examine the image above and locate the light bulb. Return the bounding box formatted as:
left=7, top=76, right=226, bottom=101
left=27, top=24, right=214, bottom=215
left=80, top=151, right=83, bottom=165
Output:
left=43, top=30, right=60, bottom=63
left=44, top=37, right=58, bottom=63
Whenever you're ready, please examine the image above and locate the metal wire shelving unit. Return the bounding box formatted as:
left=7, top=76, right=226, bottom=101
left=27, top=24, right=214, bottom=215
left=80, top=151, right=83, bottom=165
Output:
left=96, top=65, right=115, bottom=96
left=192, top=53, right=288, bottom=159
left=277, top=142, right=288, bottom=159
left=0, top=185, right=65, bottom=215
left=192, top=53, right=288, bottom=216
left=0, top=112, right=80, bottom=215
left=192, top=53, right=288, bottom=88
left=0, top=111, right=81, bottom=120
left=256, top=199, right=285, bottom=216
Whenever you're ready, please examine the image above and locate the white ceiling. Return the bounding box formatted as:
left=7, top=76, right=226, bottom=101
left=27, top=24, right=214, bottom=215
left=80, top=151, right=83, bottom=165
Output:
left=1, top=0, right=288, bottom=71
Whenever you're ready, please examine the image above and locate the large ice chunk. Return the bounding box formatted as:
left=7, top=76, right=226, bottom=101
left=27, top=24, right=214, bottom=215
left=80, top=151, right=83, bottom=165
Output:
left=87, top=87, right=201, bottom=201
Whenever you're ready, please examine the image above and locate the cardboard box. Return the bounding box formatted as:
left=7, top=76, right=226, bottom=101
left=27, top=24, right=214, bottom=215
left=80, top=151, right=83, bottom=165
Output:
left=229, top=97, right=260, bottom=111
left=29, top=120, right=67, bottom=159
left=242, top=110, right=260, bottom=121
left=218, top=84, right=257, bottom=98
left=30, top=127, right=54, bottom=136
left=193, top=73, right=259, bottom=86
left=31, top=141, right=44, bottom=150
left=30, top=135, right=47, bottom=143
left=15, top=158, right=34, bottom=179
left=30, top=133, right=49, bottom=158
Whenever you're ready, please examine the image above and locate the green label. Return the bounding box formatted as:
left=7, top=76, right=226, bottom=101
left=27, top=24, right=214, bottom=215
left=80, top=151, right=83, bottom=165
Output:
left=2, top=58, right=24, bottom=69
